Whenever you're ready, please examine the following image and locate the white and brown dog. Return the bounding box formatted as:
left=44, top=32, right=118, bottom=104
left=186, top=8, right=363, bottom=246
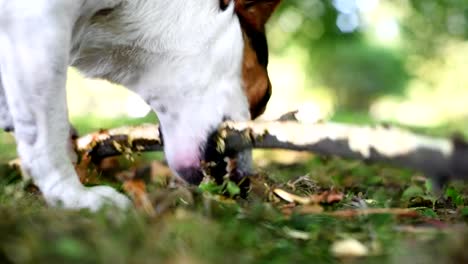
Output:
left=0, top=0, right=280, bottom=210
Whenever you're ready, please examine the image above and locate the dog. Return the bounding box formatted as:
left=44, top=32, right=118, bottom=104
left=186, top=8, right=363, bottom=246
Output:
left=0, top=0, right=280, bottom=210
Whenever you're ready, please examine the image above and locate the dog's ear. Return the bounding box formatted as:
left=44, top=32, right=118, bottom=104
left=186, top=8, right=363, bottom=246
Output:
left=237, top=0, right=280, bottom=119
left=242, top=37, right=272, bottom=119
left=235, top=0, right=281, bottom=32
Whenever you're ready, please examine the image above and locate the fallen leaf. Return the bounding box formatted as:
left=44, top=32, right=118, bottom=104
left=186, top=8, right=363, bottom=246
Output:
left=331, top=238, right=369, bottom=258
left=150, top=161, right=173, bottom=184
left=283, top=227, right=311, bottom=240
left=274, top=189, right=344, bottom=205
left=309, top=190, right=344, bottom=204
left=123, top=179, right=155, bottom=216
left=8, top=158, right=21, bottom=170
left=274, top=189, right=311, bottom=204
left=74, top=153, right=100, bottom=184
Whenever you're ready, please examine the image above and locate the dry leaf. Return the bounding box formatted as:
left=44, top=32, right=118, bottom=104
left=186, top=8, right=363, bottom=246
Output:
left=274, top=188, right=344, bottom=205
left=74, top=153, right=101, bottom=184
left=331, top=238, right=369, bottom=258
left=150, top=161, right=173, bottom=185
left=123, top=179, right=155, bottom=216
left=309, top=190, right=344, bottom=204
left=274, top=188, right=311, bottom=204
left=283, top=227, right=311, bottom=240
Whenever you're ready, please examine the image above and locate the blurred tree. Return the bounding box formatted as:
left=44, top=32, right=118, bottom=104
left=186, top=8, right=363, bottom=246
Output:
left=404, top=0, right=468, bottom=56
left=268, top=0, right=467, bottom=112
left=313, top=42, right=408, bottom=110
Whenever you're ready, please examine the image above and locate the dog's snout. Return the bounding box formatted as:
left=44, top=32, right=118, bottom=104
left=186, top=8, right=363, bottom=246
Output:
left=169, top=128, right=244, bottom=186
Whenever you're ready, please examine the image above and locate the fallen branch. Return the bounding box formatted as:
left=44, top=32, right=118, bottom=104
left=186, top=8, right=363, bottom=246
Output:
left=76, top=116, right=468, bottom=184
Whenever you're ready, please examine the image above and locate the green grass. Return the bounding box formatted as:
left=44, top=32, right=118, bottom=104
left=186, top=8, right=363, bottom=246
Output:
left=1, top=114, right=467, bottom=264
left=0, top=132, right=16, bottom=162
left=1, top=158, right=467, bottom=264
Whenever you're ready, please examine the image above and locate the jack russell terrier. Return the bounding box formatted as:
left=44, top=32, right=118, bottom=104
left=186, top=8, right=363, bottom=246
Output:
left=0, top=0, right=280, bottom=210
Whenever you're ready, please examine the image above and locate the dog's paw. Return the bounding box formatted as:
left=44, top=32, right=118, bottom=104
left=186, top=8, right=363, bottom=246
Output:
left=48, top=185, right=131, bottom=211
left=81, top=186, right=131, bottom=211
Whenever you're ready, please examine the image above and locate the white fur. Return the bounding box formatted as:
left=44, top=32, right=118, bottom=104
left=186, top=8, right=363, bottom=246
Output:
left=0, top=0, right=248, bottom=210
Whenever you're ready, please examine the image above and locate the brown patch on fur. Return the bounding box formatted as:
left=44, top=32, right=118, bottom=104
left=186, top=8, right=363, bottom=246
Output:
left=235, top=0, right=281, bottom=32
left=236, top=0, right=281, bottom=118
left=242, top=37, right=272, bottom=118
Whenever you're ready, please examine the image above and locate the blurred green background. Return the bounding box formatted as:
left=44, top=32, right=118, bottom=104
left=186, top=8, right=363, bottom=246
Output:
left=265, top=0, right=468, bottom=127
left=1, top=0, right=468, bottom=161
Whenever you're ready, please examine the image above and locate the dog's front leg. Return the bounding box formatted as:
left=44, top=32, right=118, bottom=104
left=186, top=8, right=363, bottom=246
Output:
left=0, top=74, right=14, bottom=132
left=0, top=14, right=129, bottom=211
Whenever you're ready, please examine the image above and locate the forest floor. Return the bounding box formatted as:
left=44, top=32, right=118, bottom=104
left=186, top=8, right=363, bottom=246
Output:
left=0, top=114, right=467, bottom=264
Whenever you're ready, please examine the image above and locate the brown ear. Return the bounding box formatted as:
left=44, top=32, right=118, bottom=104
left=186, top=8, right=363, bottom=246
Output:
left=235, top=0, right=281, bottom=32
left=242, top=37, right=272, bottom=119
left=237, top=0, right=280, bottom=119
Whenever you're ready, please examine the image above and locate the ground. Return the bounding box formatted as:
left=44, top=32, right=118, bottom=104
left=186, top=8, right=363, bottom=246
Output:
left=0, top=115, right=467, bottom=264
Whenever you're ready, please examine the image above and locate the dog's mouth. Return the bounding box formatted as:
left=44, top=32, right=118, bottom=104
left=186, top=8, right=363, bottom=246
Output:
left=173, top=122, right=250, bottom=191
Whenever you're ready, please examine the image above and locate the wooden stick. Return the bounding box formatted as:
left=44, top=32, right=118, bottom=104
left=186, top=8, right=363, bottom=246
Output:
left=76, top=118, right=468, bottom=184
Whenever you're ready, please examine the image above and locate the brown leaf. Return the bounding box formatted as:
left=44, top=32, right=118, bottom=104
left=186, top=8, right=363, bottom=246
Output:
left=309, top=190, right=344, bottom=204
left=8, top=158, right=21, bottom=170
left=123, top=179, right=155, bottom=216
left=74, top=153, right=100, bottom=184
left=150, top=161, right=173, bottom=185
left=331, top=238, right=369, bottom=258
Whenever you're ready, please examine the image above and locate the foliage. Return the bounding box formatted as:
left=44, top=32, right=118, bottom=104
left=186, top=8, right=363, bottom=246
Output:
left=403, top=0, right=468, bottom=55
left=312, top=42, right=408, bottom=110
left=268, top=0, right=468, bottom=113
